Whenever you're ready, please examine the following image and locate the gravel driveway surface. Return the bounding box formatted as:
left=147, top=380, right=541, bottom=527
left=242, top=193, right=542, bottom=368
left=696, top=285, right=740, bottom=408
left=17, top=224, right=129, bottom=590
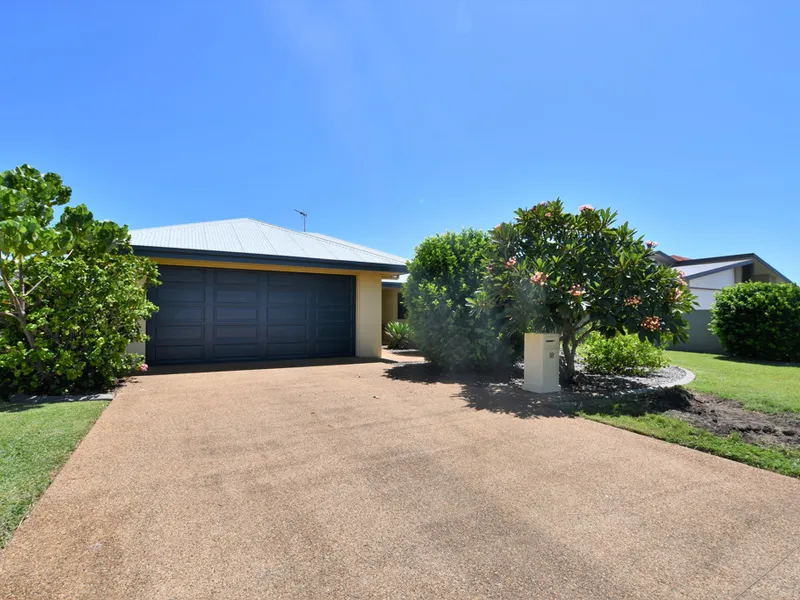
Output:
left=1, top=357, right=798, bottom=599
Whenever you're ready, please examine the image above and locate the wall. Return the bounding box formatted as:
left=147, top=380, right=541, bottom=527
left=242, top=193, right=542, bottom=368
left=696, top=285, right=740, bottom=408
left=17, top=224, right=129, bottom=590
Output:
left=688, top=269, right=735, bottom=310
left=356, top=272, right=383, bottom=358
left=670, top=310, right=725, bottom=354
left=381, top=287, right=401, bottom=344
left=126, top=319, right=147, bottom=356
left=131, top=257, right=389, bottom=360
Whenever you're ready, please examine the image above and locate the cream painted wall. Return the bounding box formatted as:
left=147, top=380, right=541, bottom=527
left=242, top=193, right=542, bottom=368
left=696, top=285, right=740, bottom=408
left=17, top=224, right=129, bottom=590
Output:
left=382, top=288, right=400, bottom=324
left=126, top=318, right=147, bottom=356
left=356, top=272, right=383, bottom=358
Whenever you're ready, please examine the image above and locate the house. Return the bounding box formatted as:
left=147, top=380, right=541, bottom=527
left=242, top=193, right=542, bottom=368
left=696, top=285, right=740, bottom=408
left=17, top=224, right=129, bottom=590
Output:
left=381, top=274, right=409, bottom=343
left=653, top=252, right=791, bottom=352
left=129, top=218, right=407, bottom=365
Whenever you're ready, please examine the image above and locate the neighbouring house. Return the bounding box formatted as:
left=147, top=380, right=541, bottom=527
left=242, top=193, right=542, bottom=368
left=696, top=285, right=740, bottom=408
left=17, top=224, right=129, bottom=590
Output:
left=129, top=218, right=407, bottom=366
left=381, top=274, right=409, bottom=343
left=653, top=252, right=792, bottom=353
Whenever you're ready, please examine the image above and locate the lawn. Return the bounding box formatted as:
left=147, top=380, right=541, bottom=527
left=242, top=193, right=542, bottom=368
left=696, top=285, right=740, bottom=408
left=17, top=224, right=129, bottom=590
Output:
left=0, top=399, right=109, bottom=547
left=582, top=351, right=800, bottom=478
left=665, top=350, right=800, bottom=413
left=583, top=412, right=800, bottom=478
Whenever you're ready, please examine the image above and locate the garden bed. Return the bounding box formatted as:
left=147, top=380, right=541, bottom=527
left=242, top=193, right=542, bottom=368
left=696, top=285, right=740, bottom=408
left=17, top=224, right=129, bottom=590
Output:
left=663, top=391, right=800, bottom=449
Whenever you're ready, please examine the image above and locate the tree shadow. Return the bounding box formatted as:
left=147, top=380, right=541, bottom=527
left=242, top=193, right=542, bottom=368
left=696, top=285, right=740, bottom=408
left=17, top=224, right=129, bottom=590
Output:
left=711, top=355, right=800, bottom=368
left=384, top=362, right=694, bottom=420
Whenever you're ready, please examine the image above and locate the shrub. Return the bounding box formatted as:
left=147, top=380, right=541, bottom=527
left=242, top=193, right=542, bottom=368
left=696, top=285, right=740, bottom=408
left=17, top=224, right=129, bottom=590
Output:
left=469, top=199, right=695, bottom=382
left=579, top=333, right=668, bottom=376
left=0, top=165, right=159, bottom=395
left=710, top=282, right=800, bottom=362
left=385, top=321, right=413, bottom=350
left=405, top=229, right=516, bottom=371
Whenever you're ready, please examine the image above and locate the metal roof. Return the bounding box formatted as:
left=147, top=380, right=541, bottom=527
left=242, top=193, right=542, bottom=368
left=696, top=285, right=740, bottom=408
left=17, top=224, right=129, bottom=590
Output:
left=677, top=259, right=754, bottom=280
left=130, top=218, right=408, bottom=272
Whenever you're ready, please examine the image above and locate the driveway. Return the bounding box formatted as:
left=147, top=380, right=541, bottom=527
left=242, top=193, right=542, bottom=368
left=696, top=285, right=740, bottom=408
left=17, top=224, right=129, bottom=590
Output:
left=2, top=358, right=799, bottom=599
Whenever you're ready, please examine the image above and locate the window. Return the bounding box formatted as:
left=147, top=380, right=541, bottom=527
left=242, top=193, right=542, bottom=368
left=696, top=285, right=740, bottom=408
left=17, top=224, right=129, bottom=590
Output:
left=397, top=292, right=407, bottom=320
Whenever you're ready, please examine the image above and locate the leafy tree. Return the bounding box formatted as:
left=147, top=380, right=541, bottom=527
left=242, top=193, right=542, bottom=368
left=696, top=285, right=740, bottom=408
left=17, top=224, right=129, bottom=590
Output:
left=0, top=164, right=159, bottom=394
left=405, top=229, right=517, bottom=371
left=469, top=200, right=695, bottom=382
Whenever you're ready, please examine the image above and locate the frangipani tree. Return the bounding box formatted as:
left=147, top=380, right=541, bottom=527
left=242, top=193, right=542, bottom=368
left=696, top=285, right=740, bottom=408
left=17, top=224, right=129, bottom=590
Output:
left=468, top=199, right=695, bottom=382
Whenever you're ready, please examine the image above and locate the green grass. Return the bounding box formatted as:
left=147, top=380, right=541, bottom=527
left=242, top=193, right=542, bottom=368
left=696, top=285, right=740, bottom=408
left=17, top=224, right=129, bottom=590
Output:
left=583, top=412, right=800, bottom=478
left=0, top=400, right=108, bottom=547
left=666, top=350, right=800, bottom=413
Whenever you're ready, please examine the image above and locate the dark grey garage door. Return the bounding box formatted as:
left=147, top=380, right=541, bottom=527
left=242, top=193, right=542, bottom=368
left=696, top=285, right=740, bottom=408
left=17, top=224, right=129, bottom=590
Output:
left=146, top=266, right=355, bottom=365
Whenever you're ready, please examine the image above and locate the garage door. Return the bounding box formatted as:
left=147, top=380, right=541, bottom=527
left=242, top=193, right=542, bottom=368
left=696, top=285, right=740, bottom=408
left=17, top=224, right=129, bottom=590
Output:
left=146, top=266, right=356, bottom=365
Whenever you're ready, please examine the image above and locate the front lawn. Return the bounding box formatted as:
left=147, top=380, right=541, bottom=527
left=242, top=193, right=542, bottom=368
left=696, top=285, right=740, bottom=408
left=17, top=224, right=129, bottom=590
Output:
left=583, top=412, right=800, bottom=478
left=0, top=399, right=108, bottom=547
left=666, top=350, right=800, bottom=413
left=582, top=351, right=800, bottom=478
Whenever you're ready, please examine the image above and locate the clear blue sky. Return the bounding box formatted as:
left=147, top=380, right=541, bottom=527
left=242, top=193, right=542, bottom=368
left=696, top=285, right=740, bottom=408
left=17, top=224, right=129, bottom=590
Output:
left=4, top=1, right=798, bottom=281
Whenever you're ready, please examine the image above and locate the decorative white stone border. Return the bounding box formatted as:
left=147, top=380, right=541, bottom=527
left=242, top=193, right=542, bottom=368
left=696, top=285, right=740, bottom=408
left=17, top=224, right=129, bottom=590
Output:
left=8, top=392, right=115, bottom=403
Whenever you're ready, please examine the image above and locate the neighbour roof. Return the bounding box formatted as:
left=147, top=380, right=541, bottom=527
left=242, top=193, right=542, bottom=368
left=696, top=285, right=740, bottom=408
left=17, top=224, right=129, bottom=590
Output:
left=667, top=253, right=791, bottom=283
left=130, top=218, right=408, bottom=272
left=382, top=274, right=409, bottom=288
left=677, top=259, right=754, bottom=280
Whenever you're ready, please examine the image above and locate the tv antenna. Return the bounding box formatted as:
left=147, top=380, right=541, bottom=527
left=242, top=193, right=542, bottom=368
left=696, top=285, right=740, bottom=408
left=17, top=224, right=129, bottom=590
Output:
left=294, top=209, right=308, bottom=232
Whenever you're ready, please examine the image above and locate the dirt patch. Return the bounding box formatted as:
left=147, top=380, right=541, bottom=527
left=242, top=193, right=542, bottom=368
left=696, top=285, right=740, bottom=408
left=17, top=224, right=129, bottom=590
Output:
left=663, top=391, right=800, bottom=449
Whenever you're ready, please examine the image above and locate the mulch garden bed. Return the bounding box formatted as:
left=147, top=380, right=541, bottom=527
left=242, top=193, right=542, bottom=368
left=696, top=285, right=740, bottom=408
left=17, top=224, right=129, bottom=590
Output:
left=661, top=390, right=800, bottom=449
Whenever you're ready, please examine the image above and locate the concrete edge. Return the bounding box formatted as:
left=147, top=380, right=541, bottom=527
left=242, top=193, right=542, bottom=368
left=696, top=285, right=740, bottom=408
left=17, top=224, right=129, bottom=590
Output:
left=8, top=392, right=116, bottom=404
left=589, top=367, right=696, bottom=400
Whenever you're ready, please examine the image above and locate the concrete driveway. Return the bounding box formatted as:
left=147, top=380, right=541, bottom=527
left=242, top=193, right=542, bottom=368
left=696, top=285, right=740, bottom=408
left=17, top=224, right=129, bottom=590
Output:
left=2, top=358, right=799, bottom=599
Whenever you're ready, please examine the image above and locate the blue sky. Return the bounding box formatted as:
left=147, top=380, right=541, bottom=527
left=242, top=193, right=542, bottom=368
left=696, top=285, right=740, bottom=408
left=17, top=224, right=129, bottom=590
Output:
left=4, top=1, right=799, bottom=280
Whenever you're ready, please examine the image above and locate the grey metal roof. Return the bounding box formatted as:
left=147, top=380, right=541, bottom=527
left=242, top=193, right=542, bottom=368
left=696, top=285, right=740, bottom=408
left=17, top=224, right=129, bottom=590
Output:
left=130, top=218, right=407, bottom=270
left=676, top=259, right=754, bottom=280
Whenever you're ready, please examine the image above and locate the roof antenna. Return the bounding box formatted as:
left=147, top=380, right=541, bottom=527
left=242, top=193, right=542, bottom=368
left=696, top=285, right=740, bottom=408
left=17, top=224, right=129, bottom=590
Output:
left=294, top=209, right=308, bottom=232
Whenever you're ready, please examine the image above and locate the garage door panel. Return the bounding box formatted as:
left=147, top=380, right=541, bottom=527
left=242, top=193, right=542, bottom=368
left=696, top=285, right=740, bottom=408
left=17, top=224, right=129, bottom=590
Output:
left=268, top=306, right=307, bottom=322
left=215, top=306, right=258, bottom=322
left=317, top=323, right=352, bottom=339
left=315, top=340, right=352, bottom=356
left=317, top=290, right=352, bottom=306
left=267, top=325, right=307, bottom=341
left=213, top=343, right=262, bottom=360
left=158, top=267, right=206, bottom=283
left=154, top=345, right=205, bottom=362
left=215, top=287, right=258, bottom=304
left=154, top=326, right=204, bottom=341
left=148, top=267, right=355, bottom=365
left=214, top=270, right=259, bottom=285
left=158, top=286, right=205, bottom=303
left=268, top=290, right=307, bottom=305
left=214, top=325, right=259, bottom=340
left=266, top=342, right=308, bottom=357
left=317, top=307, right=351, bottom=323
left=158, top=306, right=205, bottom=322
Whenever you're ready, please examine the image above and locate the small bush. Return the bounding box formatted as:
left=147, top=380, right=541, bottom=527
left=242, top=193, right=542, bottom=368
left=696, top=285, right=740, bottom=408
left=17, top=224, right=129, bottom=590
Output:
left=405, top=229, right=517, bottom=371
left=385, top=321, right=413, bottom=350
left=580, top=333, right=668, bottom=376
left=710, top=282, right=800, bottom=361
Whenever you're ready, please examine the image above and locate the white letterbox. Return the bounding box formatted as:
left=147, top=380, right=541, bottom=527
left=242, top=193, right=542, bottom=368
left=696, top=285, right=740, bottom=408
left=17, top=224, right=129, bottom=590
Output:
left=522, top=332, right=561, bottom=394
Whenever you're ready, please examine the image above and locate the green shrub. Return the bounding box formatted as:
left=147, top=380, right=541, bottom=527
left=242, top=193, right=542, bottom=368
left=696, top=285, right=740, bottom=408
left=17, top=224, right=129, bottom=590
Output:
left=0, top=165, right=159, bottom=395
left=405, top=229, right=516, bottom=371
left=385, top=321, right=413, bottom=350
left=710, top=282, right=800, bottom=361
left=580, top=333, right=668, bottom=376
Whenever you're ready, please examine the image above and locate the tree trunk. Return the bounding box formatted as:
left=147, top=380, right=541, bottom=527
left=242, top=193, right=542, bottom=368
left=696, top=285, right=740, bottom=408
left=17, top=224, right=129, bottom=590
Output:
left=561, top=336, right=577, bottom=383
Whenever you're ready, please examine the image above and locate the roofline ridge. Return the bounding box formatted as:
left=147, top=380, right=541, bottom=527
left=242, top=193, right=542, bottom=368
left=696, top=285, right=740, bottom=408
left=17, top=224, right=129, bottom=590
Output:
left=247, top=218, right=406, bottom=264
left=130, top=218, right=249, bottom=232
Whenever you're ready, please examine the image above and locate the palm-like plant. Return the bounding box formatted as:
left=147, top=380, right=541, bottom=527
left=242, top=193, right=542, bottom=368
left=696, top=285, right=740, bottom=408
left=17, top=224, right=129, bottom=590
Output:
left=385, top=321, right=413, bottom=350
